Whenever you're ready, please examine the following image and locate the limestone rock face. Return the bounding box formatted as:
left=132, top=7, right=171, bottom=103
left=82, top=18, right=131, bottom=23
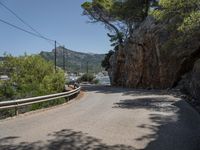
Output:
left=179, top=59, right=200, bottom=101
left=108, top=17, right=200, bottom=91
left=190, top=60, right=200, bottom=100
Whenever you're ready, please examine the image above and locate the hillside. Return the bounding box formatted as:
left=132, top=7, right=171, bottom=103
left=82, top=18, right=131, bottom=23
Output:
left=40, top=47, right=105, bottom=73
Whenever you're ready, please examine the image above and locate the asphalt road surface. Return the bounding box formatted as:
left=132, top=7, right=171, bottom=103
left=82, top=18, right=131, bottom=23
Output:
left=0, top=85, right=200, bottom=150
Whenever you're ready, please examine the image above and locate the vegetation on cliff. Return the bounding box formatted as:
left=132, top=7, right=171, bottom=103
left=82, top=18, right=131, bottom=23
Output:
left=82, top=0, right=156, bottom=46
left=101, top=50, right=114, bottom=71
left=81, top=0, right=158, bottom=71
left=152, top=0, right=200, bottom=48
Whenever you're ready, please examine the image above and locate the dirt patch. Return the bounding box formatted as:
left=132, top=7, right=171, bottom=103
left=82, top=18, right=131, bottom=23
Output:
left=76, top=91, right=85, bottom=100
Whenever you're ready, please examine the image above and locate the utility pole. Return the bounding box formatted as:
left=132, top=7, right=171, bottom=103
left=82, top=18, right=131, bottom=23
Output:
left=86, top=61, right=89, bottom=74
left=80, top=63, right=82, bottom=75
left=66, top=50, right=69, bottom=73
left=54, top=41, right=57, bottom=72
left=63, top=46, right=65, bottom=71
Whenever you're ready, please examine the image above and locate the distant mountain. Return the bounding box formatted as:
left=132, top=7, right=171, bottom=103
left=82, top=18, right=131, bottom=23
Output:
left=40, top=47, right=105, bottom=73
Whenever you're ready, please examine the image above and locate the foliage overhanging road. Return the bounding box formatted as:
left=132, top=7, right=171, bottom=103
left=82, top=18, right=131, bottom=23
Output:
left=0, top=85, right=200, bottom=150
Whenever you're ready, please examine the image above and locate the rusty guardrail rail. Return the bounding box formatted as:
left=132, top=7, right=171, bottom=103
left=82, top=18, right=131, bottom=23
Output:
left=0, top=86, right=81, bottom=115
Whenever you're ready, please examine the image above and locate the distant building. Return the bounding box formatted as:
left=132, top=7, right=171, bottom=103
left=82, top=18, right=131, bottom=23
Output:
left=96, top=72, right=104, bottom=78
left=0, top=75, right=9, bottom=81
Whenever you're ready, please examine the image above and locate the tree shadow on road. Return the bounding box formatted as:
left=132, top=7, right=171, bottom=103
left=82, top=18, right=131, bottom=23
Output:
left=0, top=129, right=136, bottom=150
left=0, top=136, right=42, bottom=150
left=82, top=85, right=180, bottom=97
left=113, top=97, right=178, bottom=112
left=114, top=97, right=200, bottom=150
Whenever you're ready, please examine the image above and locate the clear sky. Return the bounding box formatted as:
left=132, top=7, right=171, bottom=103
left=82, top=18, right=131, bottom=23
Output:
left=0, top=0, right=111, bottom=56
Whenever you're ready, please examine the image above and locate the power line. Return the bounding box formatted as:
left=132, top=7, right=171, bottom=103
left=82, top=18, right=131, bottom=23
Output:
left=0, top=18, right=55, bottom=43
left=0, top=1, right=54, bottom=45
left=0, top=18, right=59, bottom=71
left=0, top=1, right=66, bottom=71
left=0, top=1, right=65, bottom=47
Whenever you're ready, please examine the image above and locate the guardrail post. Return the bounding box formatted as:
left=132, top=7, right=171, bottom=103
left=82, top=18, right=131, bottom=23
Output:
left=15, top=104, right=19, bottom=116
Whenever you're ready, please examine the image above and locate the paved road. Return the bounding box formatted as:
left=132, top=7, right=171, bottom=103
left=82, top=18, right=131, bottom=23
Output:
left=0, top=85, right=200, bottom=150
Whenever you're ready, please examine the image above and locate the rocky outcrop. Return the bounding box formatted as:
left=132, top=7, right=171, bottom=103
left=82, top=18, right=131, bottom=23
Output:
left=179, top=59, right=200, bottom=101
left=108, top=16, right=200, bottom=99
left=191, top=60, right=200, bottom=100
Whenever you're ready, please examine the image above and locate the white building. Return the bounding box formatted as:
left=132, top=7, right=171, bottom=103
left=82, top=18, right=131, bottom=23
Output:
left=0, top=75, right=9, bottom=81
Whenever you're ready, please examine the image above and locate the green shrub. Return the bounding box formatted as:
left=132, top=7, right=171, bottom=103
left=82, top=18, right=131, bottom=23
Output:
left=92, top=79, right=100, bottom=84
left=0, top=55, right=65, bottom=100
left=31, top=98, right=66, bottom=111
left=78, top=73, right=95, bottom=82
left=0, top=55, right=68, bottom=118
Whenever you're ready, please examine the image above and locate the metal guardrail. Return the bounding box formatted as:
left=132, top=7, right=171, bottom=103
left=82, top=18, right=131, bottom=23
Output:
left=0, top=86, right=81, bottom=115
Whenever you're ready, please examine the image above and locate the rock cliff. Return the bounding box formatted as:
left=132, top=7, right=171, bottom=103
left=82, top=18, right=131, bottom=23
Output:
left=108, top=17, right=200, bottom=99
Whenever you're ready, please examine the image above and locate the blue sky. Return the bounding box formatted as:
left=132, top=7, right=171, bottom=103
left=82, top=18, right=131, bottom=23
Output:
left=0, top=0, right=111, bottom=56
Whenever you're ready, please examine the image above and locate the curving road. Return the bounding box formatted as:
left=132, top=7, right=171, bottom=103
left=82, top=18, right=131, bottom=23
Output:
left=0, top=85, right=200, bottom=150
